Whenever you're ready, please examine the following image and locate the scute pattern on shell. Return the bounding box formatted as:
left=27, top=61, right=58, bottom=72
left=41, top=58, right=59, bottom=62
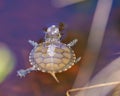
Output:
left=29, top=42, right=76, bottom=73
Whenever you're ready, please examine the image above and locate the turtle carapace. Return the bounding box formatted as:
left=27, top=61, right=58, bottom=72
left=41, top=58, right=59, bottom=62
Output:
left=17, top=24, right=81, bottom=83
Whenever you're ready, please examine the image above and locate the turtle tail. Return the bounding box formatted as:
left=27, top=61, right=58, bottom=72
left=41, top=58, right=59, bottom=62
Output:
left=49, top=72, right=59, bottom=83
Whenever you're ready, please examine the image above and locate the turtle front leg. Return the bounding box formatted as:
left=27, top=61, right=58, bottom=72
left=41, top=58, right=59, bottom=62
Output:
left=75, top=57, right=81, bottom=63
left=67, top=39, right=78, bottom=47
left=28, top=40, right=38, bottom=47
left=17, top=66, right=36, bottom=77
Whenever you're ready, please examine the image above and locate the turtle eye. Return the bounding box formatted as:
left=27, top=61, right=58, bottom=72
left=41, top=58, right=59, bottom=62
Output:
left=43, top=27, right=48, bottom=32
left=59, top=22, right=64, bottom=31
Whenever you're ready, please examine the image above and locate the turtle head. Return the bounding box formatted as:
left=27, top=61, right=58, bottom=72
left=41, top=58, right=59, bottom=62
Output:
left=45, top=25, right=61, bottom=42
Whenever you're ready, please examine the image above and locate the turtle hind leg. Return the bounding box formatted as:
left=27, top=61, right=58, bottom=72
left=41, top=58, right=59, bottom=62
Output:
left=67, top=39, right=78, bottom=47
left=17, top=69, right=27, bottom=77
left=17, top=66, right=36, bottom=78
left=49, top=72, right=59, bottom=83
left=75, top=57, right=81, bottom=63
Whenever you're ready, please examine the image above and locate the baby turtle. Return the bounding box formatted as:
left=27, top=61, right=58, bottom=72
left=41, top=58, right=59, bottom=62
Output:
left=17, top=24, right=81, bottom=82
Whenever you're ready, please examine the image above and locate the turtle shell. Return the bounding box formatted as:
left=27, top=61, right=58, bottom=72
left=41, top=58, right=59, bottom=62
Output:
left=29, top=42, right=76, bottom=73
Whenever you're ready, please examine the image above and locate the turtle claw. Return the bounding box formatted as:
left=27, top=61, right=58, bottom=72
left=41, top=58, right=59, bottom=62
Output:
left=28, top=40, right=38, bottom=47
left=67, top=39, right=78, bottom=47
left=17, top=69, right=27, bottom=77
